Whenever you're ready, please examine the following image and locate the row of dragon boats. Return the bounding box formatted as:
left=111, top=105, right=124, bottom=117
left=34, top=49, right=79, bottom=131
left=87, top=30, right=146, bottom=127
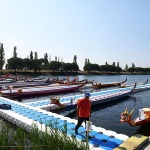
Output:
left=0, top=76, right=150, bottom=128
left=0, top=76, right=148, bottom=98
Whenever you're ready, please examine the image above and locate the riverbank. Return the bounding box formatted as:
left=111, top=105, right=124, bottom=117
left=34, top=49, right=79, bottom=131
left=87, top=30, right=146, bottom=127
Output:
left=0, top=70, right=150, bottom=76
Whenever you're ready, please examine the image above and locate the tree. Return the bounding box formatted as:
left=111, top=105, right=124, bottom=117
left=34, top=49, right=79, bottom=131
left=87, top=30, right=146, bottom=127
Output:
left=117, top=62, right=119, bottom=67
left=73, top=55, right=77, bottom=64
left=105, top=61, right=108, bottom=65
left=125, top=64, right=128, bottom=71
left=55, top=56, right=57, bottom=61
left=91, top=64, right=99, bottom=72
left=132, top=63, right=135, bottom=68
left=7, top=57, right=23, bottom=71
left=0, top=43, right=5, bottom=69
left=71, top=63, right=79, bottom=71
left=49, top=61, right=61, bottom=72
left=128, top=67, right=135, bottom=73
left=83, top=63, right=92, bottom=72
left=34, top=52, right=38, bottom=60
left=23, top=58, right=32, bottom=70
left=63, top=63, right=73, bottom=72
left=115, top=66, right=122, bottom=73
left=84, top=58, right=88, bottom=66
left=32, top=59, right=42, bottom=72
left=44, top=53, right=48, bottom=70
left=49, top=55, right=51, bottom=62
left=30, top=51, right=33, bottom=60
left=13, top=46, right=17, bottom=58
left=112, top=62, right=115, bottom=67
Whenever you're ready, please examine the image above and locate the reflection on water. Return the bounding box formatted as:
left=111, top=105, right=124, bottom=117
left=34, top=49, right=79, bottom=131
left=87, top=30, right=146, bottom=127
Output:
left=5, top=75, right=150, bottom=137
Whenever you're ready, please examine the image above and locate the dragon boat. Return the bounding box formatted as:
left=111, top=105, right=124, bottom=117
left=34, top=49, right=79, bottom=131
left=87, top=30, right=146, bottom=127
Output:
left=47, top=88, right=133, bottom=111
left=120, top=108, right=150, bottom=126
left=92, top=78, right=127, bottom=89
left=120, top=79, right=148, bottom=88
left=0, top=84, right=84, bottom=98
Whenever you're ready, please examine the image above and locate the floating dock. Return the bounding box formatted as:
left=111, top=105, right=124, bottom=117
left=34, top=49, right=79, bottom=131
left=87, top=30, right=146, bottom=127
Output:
left=114, top=134, right=149, bottom=150
left=0, top=96, right=129, bottom=150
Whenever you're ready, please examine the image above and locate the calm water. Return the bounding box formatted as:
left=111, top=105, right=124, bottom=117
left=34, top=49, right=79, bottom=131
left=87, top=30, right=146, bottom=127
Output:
left=2, top=74, right=150, bottom=137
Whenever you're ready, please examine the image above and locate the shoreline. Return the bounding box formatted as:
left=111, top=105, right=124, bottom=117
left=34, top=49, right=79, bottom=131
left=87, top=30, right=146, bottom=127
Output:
left=0, top=70, right=150, bottom=76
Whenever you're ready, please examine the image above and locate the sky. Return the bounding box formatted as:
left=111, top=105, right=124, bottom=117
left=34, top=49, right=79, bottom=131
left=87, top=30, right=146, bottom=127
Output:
left=0, top=0, right=150, bottom=70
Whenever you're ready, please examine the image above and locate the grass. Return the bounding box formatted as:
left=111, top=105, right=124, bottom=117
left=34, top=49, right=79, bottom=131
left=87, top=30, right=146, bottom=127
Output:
left=0, top=120, right=89, bottom=150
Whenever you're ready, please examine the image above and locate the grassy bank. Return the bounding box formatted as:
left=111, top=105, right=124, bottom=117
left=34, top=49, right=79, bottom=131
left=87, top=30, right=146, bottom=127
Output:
left=0, top=120, right=88, bottom=150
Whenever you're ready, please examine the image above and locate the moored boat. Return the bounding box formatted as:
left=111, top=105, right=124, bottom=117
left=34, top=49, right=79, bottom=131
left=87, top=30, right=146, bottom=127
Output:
left=92, top=78, right=127, bottom=89
left=120, top=108, right=150, bottom=126
left=46, top=88, right=133, bottom=111
left=0, top=81, right=52, bottom=90
left=120, top=79, right=148, bottom=88
left=0, top=84, right=85, bottom=98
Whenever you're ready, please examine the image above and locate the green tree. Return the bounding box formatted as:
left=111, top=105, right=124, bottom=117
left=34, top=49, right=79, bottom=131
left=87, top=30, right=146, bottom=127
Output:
left=112, top=62, right=115, bottom=67
left=32, top=59, right=42, bottom=72
left=44, top=53, right=48, bottom=70
left=132, top=63, right=135, bottom=68
left=63, top=63, right=72, bottom=72
left=49, top=61, right=61, bottom=72
left=13, top=46, right=17, bottom=58
left=83, top=63, right=92, bottom=72
left=7, top=57, right=23, bottom=71
left=55, top=56, right=57, bottom=61
left=128, top=67, right=135, bottom=73
left=73, top=55, right=77, bottom=64
left=30, top=51, right=33, bottom=60
left=117, top=62, right=119, bottom=67
left=84, top=58, right=88, bottom=66
left=23, top=58, right=32, bottom=70
left=125, top=64, right=128, bottom=71
left=71, top=63, right=79, bottom=71
left=0, top=43, right=5, bottom=69
left=105, top=61, right=108, bottom=65
left=115, top=66, right=122, bottom=73
left=34, top=52, right=38, bottom=60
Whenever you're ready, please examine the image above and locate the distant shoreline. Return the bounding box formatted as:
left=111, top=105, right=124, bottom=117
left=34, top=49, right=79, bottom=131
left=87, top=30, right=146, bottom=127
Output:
left=0, top=70, right=150, bottom=76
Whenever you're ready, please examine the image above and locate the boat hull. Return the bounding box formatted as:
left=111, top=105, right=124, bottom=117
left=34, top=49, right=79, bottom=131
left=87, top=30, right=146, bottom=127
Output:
left=1, top=84, right=84, bottom=98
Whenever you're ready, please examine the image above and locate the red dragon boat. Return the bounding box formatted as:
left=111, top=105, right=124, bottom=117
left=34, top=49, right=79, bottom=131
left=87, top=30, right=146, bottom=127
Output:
left=0, top=84, right=84, bottom=98
left=120, top=108, right=150, bottom=126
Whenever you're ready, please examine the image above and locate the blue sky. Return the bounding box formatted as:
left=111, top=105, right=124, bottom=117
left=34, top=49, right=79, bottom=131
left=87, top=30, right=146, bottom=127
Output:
left=0, top=0, right=150, bottom=70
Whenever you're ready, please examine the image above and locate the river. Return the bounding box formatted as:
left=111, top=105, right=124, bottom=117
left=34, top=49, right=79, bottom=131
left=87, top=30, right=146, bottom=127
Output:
left=1, top=74, right=150, bottom=137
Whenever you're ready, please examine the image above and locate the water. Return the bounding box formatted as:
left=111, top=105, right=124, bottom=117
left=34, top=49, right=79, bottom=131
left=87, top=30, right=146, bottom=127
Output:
left=3, top=74, right=150, bottom=137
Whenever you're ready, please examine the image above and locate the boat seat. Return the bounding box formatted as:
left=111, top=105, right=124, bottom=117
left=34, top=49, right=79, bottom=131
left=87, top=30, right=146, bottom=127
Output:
left=142, top=108, right=150, bottom=118
left=139, top=109, right=146, bottom=120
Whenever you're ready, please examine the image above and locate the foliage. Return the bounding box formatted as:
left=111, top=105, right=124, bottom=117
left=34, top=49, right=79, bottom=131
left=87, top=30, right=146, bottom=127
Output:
left=0, top=43, right=5, bottom=70
left=13, top=46, right=17, bottom=58
left=30, top=51, right=33, bottom=60
left=73, top=55, right=77, bottom=64
left=0, top=122, right=88, bottom=150
left=2, top=43, right=150, bottom=73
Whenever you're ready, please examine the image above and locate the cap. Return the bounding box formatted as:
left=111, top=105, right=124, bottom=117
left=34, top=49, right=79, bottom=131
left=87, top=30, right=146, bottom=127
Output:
left=85, top=92, right=91, bottom=97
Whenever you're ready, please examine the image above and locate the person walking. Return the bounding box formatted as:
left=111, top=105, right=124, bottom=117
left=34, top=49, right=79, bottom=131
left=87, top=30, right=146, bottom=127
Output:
left=75, top=92, right=91, bottom=135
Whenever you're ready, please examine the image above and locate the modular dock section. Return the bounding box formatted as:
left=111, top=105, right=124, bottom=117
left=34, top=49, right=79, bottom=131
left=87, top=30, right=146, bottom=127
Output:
left=0, top=96, right=129, bottom=150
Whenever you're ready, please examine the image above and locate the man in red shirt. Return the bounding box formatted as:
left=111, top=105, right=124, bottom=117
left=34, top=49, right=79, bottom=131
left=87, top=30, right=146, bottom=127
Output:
left=75, top=92, right=91, bottom=135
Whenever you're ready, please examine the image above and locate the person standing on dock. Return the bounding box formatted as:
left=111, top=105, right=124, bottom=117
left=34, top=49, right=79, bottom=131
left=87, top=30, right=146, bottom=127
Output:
left=75, top=92, right=91, bottom=135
